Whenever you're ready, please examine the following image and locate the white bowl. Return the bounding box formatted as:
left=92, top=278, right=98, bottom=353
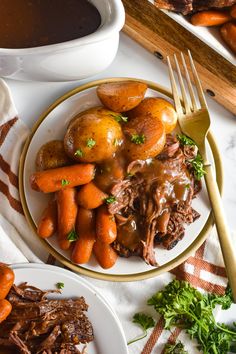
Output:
left=0, top=0, right=125, bottom=82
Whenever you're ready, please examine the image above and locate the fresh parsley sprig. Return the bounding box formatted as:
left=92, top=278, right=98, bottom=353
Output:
left=111, top=113, right=128, bottom=123
left=67, top=229, right=78, bottom=242
left=148, top=280, right=236, bottom=354
left=128, top=313, right=155, bottom=345
left=86, top=138, right=96, bottom=148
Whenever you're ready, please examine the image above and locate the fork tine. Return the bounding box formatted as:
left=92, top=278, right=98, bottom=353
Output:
left=188, top=50, right=207, bottom=109
left=181, top=52, right=198, bottom=111
left=174, top=54, right=191, bottom=114
left=166, top=56, right=183, bottom=116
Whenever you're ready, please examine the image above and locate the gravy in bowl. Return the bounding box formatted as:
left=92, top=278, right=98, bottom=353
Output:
left=0, top=0, right=101, bottom=49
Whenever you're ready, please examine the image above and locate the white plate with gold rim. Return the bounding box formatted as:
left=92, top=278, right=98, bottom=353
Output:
left=19, top=77, right=223, bottom=281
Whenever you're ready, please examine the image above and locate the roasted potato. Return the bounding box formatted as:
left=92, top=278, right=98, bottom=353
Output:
left=97, top=81, right=147, bottom=112
left=123, top=113, right=166, bottom=161
left=127, top=97, right=177, bottom=134
left=64, top=113, right=123, bottom=163
left=36, top=140, right=71, bottom=171
left=68, top=106, right=125, bottom=128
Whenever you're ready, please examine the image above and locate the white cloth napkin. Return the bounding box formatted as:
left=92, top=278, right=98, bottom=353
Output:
left=0, top=79, right=228, bottom=354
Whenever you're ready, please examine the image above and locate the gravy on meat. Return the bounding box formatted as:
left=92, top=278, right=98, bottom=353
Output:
left=0, top=0, right=101, bottom=49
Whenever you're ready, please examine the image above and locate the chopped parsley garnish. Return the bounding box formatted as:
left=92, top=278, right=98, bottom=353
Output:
left=61, top=179, right=70, bottom=187
left=128, top=313, right=155, bottom=345
left=130, top=134, right=146, bottom=145
left=163, top=342, right=188, bottom=354
left=104, top=195, right=116, bottom=204
left=86, top=138, right=96, bottom=148
left=147, top=279, right=236, bottom=354
left=56, top=282, right=64, bottom=290
left=67, top=230, right=78, bottom=242
left=177, top=134, right=195, bottom=146
left=111, top=113, right=128, bottom=123
left=113, top=138, right=120, bottom=146
left=177, top=134, right=206, bottom=180
left=185, top=184, right=190, bottom=189
left=191, top=154, right=206, bottom=180
left=74, top=148, right=83, bottom=157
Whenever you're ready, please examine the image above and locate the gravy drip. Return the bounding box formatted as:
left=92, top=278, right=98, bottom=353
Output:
left=0, top=0, right=101, bottom=48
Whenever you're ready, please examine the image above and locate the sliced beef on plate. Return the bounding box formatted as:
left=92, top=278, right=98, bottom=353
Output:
left=154, top=0, right=236, bottom=14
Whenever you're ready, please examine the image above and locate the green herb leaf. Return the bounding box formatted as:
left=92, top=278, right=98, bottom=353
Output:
left=113, top=138, right=120, bottom=146
left=111, top=113, right=128, bottom=123
left=67, top=230, right=78, bottom=242
left=148, top=279, right=236, bottom=354
left=130, top=134, right=146, bottom=145
left=86, top=138, right=96, bottom=148
left=104, top=195, right=116, bottom=204
left=177, top=134, right=195, bottom=146
left=185, top=184, right=190, bottom=189
left=61, top=179, right=70, bottom=187
left=163, top=341, right=188, bottom=354
left=128, top=313, right=155, bottom=345
left=191, top=153, right=206, bottom=180
left=74, top=148, right=83, bottom=157
left=56, top=282, right=64, bottom=290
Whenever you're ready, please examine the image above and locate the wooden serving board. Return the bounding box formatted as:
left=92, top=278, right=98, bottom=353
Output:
left=122, top=0, right=236, bottom=114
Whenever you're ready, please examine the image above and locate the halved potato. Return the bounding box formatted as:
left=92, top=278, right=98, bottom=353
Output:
left=123, top=113, right=166, bottom=161
left=127, top=97, right=177, bottom=134
left=97, top=81, right=147, bottom=112
left=36, top=140, right=71, bottom=171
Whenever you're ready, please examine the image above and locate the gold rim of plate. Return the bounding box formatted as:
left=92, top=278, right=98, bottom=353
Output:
left=19, top=77, right=223, bottom=282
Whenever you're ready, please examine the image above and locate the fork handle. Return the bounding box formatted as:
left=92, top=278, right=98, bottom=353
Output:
left=204, top=164, right=236, bottom=301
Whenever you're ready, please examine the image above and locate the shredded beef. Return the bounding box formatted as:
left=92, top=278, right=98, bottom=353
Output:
left=0, top=284, right=93, bottom=354
left=109, top=134, right=202, bottom=266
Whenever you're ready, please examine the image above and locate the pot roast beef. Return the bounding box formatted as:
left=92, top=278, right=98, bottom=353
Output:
left=154, top=0, right=236, bottom=14
left=109, top=135, right=201, bottom=266
left=0, top=283, right=94, bottom=354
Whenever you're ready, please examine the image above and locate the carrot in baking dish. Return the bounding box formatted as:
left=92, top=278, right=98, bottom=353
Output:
left=30, top=164, right=95, bottom=193
left=37, top=199, right=57, bottom=238
left=93, top=240, right=118, bottom=269
left=191, top=10, right=231, bottom=26
left=231, top=5, right=236, bottom=19
left=96, top=205, right=117, bottom=244
left=77, top=182, right=107, bottom=209
left=71, top=208, right=96, bottom=264
left=57, top=187, right=78, bottom=250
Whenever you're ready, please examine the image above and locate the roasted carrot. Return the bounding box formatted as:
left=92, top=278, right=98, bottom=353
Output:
left=96, top=205, right=117, bottom=244
left=71, top=208, right=96, bottom=264
left=77, top=182, right=107, bottom=209
left=191, top=10, right=231, bottom=26
left=57, top=187, right=78, bottom=250
left=0, top=299, right=12, bottom=323
left=30, top=164, right=95, bottom=193
left=0, top=265, right=14, bottom=300
left=37, top=199, right=57, bottom=238
left=220, top=22, right=236, bottom=53
left=93, top=240, right=118, bottom=269
left=230, top=5, right=236, bottom=19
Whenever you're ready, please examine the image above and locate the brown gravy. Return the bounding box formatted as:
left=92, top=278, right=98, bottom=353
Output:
left=0, top=0, right=101, bottom=49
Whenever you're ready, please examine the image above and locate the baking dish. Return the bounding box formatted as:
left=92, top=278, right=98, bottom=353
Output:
left=0, top=0, right=125, bottom=82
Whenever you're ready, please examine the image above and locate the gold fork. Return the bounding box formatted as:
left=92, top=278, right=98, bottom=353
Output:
left=167, top=50, right=236, bottom=301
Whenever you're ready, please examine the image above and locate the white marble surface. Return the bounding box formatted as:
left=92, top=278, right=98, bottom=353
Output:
left=3, top=31, right=236, bottom=336
left=5, top=32, right=236, bottom=232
